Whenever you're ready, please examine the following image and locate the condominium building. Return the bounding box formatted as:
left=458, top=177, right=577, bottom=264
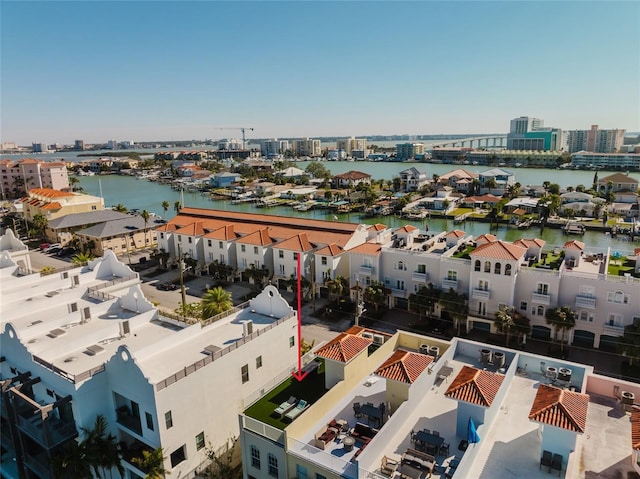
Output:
left=336, top=137, right=367, bottom=156
left=239, top=326, right=640, bottom=479
left=566, top=125, right=626, bottom=153
left=261, top=139, right=290, bottom=159
left=291, top=138, right=322, bottom=157
left=0, top=158, right=70, bottom=199
left=20, top=188, right=104, bottom=222
left=571, top=152, right=640, bottom=170
left=507, top=116, right=563, bottom=151
left=0, top=237, right=300, bottom=479
left=396, top=143, right=425, bottom=160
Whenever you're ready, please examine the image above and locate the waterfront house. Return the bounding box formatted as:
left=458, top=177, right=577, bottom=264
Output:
left=597, top=172, right=639, bottom=192
left=333, top=170, right=372, bottom=189
left=438, top=168, right=478, bottom=194
left=478, top=168, right=515, bottom=195
left=399, top=167, right=429, bottom=192
left=209, top=171, right=241, bottom=188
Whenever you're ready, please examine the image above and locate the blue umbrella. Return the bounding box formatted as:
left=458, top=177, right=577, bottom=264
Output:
left=468, top=417, right=480, bottom=444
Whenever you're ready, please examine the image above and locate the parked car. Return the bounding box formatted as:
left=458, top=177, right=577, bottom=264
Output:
left=156, top=282, right=177, bottom=291
left=39, top=243, right=50, bottom=250
left=56, top=247, right=76, bottom=257
left=43, top=243, right=61, bottom=253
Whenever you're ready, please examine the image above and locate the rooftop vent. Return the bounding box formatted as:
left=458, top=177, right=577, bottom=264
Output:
left=47, top=328, right=66, bottom=338
left=64, top=356, right=77, bottom=363
left=85, top=344, right=105, bottom=356
left=203, top=344, right=221, bottom=355
left=28, top=320, right=43, bottom=327
left=45, top=291, right=60, bottom=298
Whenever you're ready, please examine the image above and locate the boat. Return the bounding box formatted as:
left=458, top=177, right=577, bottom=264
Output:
left=563, top=222, right=585, bottom=235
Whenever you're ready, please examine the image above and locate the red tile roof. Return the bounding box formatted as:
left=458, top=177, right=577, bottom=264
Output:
left=528, top=384, right=588, bottom=433
left=631, top=410, right=640, bottom=450
left=475, top=234, right=497, bottom=244
left=236, top=228, right=274, bottom=246
left=315, top=326, right=372, bottom=363
left=41, top=202, right=62, bottom=210
left=175, top=221, right=205, bottom=236
left=204, top=225, right=238, bottom=241
left=276, top=233, right=314, bottom=252
left=349, top=242, right=382, bottom=255
left=471, top=240, right=526, bottom=261
left=155, top=223, right=178, bottom=232
left=446, top=229, right=466, bottom=238
left=514, top=238, right=546, bottom=249
left=334, top=170, right=371, bottom=180
left=444, top=365, right=504, bottom=407
left=564, top=240, right=585, bottom=250
left=315, top=243, right=344, bottom=256
left=369, top=223, right=387, bottom=231
left=29, top=188, right=73, bottom=198
left=397, top=225, right=418, bottom=233
left=374, top=349, right=433, bottom=384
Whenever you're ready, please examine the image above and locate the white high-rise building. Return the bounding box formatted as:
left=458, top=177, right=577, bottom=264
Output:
left=509, top=116, right=544, bottom=135
left=261, top=139, right=290, bottom=158
left=566, top=125, right=626, bottom=153
left=291, top=138, right=321, bottom=157
left=336, top=137, right=367, bottom=156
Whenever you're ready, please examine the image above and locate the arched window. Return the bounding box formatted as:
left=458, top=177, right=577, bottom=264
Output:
left=505, top=264, right=512, bottom=276
left=537, top=305, right=545, bottom=316
left=484, top=261, right=491, bottom=273
left=494, top=262, right=501, bottom=275
left=474, top=260, right=481, bottom=272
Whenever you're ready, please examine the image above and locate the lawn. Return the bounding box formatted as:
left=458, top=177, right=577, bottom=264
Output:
left=532, top=251, right=563, bottom=270
left=244, top=360, right=327, bottom=430
left=608, top=258, right=637, bottom=277
left=450, top=207, right=473, bottom=216
left=453, top=245, right=476, bottom=259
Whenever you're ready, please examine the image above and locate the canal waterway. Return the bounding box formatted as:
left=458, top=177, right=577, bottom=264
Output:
left=77, top=173, right=639, bottom=255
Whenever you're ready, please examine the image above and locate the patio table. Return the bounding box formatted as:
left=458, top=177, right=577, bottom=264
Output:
left=415, top=430, right=444, bottom=454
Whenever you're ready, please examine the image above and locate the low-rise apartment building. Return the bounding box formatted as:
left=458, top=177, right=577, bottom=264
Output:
left=0, top=158, right=70, bottom=199
left=20, top=188, right=104, bottom=222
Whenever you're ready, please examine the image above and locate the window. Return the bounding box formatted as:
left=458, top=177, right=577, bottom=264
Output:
left=241, top=364, right=249, bottom=384
left=165, top=411, right=173, bottom=429
left=494, top=262, right=501, bottom=275
left=296, top=464, right=308, bottom=479
left=279, top=250, right=284, bottom=259
left=478, top=279, right=489, bottom=291
left=251, top=446, right=261, bottom=469
left=195, top=432, right=205, bottom=451
left=256, top=356, right=262, bottom=369
left=536, top=283, right=549, bottom=295
left=316, top=475, right=327, bottom=479
left=395, top=261, right=406, bottom=271
left=160, top=233, right=164, bottom=239
left=579, top=285, right=595, bottom=297
left=608, top=291, right=629, bottom=304
left=477, top=302, right=486, bottom=316
left=520, top=301, right=527, bottom=311
left=484, top=261, right=491, bottom=273
left=289, top=336, right=295, bottom=348
left=268, top=454, right=278, bottom=478
left=254, top=246, right=259, bottom=255
left=241, top=258, right=247, bottom=268
left=69, top=302, right=78, bottom=313
left=219, top=241, right=223, bottom=248
left=578, top=310, right=594, bottom=322
left=321, top=256, right=327, bottom=265
left=241, top=245, right=246, bottom=253
left=417, top=264, right=426, bottom=274
left=474, top=260, right=481, bottom=271
left=145, top=412, right=154, bottom=431
left=293, top=252, right=299, bottom=260
left=608, top=314, right=623, bottom=326
left=279, top=264, right=285, bottom=274
left=178, top=236, right=182, bottom=242
left=396, top=280, right=405, bottom=290
left=536, top=305, right=545, bottom=316
left=447, top=270, right=457, bottom=281
left=170, top=445, right=186, bottom=467
left=505, top=264, right=512, bottom=276
left=207, top=240, right=212, bottom=247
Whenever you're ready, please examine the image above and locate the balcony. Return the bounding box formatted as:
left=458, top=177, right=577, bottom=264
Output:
left=575, top=294, right=596, bottom=309
left=16, top=414, right=78, bottom=449
left=531, top=292, right=551, bottom=305
left=116, top=406, right=143, bottom=436
left=412, top=271, right=429, bottom=282
left=24, top=451, right=54, bottom=479
left=442, top=278, right=458, bottom=290
left=359, top=264, right=373, bottom=275
left=472, top=288, right=491, bottom=300
left=391, top=288, right=407, bottom=298
left=603, top=323, right=624, bottom=336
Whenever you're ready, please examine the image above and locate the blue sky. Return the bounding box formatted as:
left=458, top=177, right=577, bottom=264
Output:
left=1, top=1, right=638, bottom=144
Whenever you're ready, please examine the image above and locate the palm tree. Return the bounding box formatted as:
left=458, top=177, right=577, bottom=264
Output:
left=132, top=447, right=168, bottom=479
left=81, top=414, right=123, bottom=479
left=494, top=306, right=516, bottom=347
left=201, top=286, right=233, bottom=319
left=69, top=175, right=80, bottom=191
left=32, top=213, right=48, bottom=240
left=440, top=288, right=469, bottom=336
left=141, top=210, right=151, bottom=247
left=161, top=200, right=170, bottom=219
left=114, top=203, right=128, bottom=213
left=363, top=281, right=387, bottom=313
left=545, top=306, right=576, bottom=353
left=50, top=440, right=90, bottom=479
left=71, top=252, right=94, bottom=266
left=618, top=321, right=640, bottom=366
left=174, top=201, right=182, bottom=214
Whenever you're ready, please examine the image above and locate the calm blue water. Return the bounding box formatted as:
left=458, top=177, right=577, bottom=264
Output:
left=78, top=172, right=639, bottom=255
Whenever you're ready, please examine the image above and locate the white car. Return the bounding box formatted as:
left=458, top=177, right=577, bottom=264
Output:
left=43, top=243, right=62, bottom=253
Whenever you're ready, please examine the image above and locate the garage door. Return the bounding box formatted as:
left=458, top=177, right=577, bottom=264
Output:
left=572, top=330, right=595, bottom=349
left=471, top=321, right=491, bottom=333
left=531, top=325, right=551, bottom=340
left=599, top=335, right=618, bottom=352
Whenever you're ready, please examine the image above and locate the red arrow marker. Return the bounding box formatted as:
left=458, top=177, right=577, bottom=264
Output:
left=292, top=253, right=309, bottom=382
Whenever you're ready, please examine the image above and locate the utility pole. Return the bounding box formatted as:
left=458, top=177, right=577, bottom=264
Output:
left=178, top=244, right=187, bottom=317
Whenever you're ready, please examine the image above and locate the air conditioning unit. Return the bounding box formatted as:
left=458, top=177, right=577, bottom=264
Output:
left=361, top=332, right=374, bottom=341
left=373, top=334, right=385, bottom=345
left=243, top=320, right=254, bottom=337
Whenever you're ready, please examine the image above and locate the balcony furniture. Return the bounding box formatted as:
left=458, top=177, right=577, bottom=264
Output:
left=314, top=422, right=339, bottom=450
left=414, top=430, right=444, bottom=455
left=437, top=363, right=454, bottom=383
left=273, top=396, right=297, bottom=418
left=353, top=402, right=363, bottom=418
left=551, top=453, right=563, bottom=476
left=540, top=450, right=552, bottom=471
left=284, top=399, right=309, bottom=422
left=360, top=402, right=385, bottom=428
left=400, top=448, right=436, bottom=477
left=342, top=435, right=355, bottom=451
left=381, top=455, right=399, bottom=477
left=350, top=422, right=378, bottom=443
left=439, top=442, right=450, bottom=456
left=445, top=457, right=460, bottom=479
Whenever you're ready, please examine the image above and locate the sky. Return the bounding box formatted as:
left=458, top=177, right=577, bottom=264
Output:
left=1, top=1, right=639, bottom=145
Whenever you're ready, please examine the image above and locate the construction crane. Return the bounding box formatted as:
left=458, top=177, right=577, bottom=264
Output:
left=217, top=127, right=254, bottom=150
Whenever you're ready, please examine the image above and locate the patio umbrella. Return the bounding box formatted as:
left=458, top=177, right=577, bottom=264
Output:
left=468, top=417, right=480, bottom=444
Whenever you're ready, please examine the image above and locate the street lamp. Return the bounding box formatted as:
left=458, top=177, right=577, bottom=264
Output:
left=177, top=244, right=188, bottom=315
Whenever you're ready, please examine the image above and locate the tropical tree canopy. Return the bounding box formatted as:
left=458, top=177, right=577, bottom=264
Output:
left=132, top=447, right=168, bottom=479
left=201, top=286, right=233, bottom=319
left=545, top=306, right=576, bottom=352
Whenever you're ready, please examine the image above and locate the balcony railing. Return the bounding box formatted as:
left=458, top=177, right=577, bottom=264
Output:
left=575, top=294, right=596, bottom=309
left=442, top=278, right=458, bottom=290
left=359, top=264, right=373, bottom=275
left=472, top=288, right=491, bottom=300
left=16, top=415, right=78, bottom=449
left=412, top=271, right=429, bottom=282
left=603, top=323, right=624, bottom=335
left=391, top=288, right=407, bottom=297
left=531, top=292, right=551, bottom=305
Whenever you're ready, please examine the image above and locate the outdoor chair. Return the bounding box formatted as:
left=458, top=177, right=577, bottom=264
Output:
left=284, top=399, right=309, bottom=421
left=433, top=430, right=440, bottom=437
left=551, top=454, right=563, bottom=476
left=439, top=442, right=450, bottom=456
left=273, top=396, right=297, bottom=418
left=380, top=455, right=398, bottom=477
left=353, top=402, right=362, bottom=418
left=539, top=450, right=552, bottom=471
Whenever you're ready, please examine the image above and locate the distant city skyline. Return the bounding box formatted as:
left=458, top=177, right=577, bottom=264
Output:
left=1, top=1, right=638, bottom=145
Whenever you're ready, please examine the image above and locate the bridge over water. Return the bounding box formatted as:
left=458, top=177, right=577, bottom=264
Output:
left=428, top=134, right=508, bottom=149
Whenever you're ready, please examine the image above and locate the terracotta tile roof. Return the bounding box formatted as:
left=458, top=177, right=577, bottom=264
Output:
left=334, top=170, right=371, bottom=180
left=204, top=225, right=238, bottom=241
left=175, top=221, right=205, bottom=236
left=514, top=238, right=546, bottom=249
left=528, top=384, right=588, bottom=433
left=471, top=240, right=526, bottom=261
left=564, top=240, right=585, bottom=250
left=29, top=188, right=73, bottom=198
left=446, top=229, right=466, bottom=238
left=475, top=234, right=497, bottom=244
left=397, top=225, right=418, bottom=233
left=315, top=326, right=372, bottom=363
left=18, top=158, right=41, bottom=164
left=439, top=169, right=478, bottom=181
left=315, top=243, right=344, bottom=256
left=512, top=208, right=527, bottom=216
left=374, top=349, right=433, bottom=384
left=635, top=247, right=640, bottom=256
left=369, top=223, right=387, bottom=231
left=275, top=233, right=314, bottom=252
left=444, top=365, right=504, bottom=408
left=155, top=223, right=178, bottom=232
left=41, top=202, right=62, bottom=210
left=465, top=194, right=501, bottom=203
left=349, top=242, right=382, bottom=255
left=236, top=228, right=274, bottom=246
left=631, top=410, right=640, bottom=450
